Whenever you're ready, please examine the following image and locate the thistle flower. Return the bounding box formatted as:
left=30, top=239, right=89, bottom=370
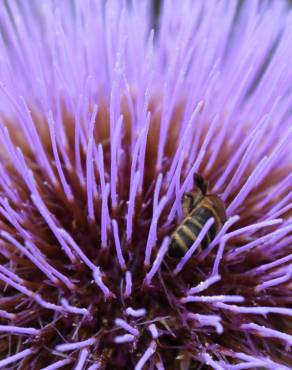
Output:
left=0, top=1, right=291, bottom=369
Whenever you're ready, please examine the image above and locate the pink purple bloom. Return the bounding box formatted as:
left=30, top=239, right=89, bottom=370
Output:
left=0, top=1, right=291, bottom=369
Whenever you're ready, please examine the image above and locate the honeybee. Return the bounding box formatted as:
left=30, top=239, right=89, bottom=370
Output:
left=168, top=173, right=226, bottom=258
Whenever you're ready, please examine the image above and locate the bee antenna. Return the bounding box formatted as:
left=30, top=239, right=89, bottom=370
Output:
left=194, top=173, right=207, bottom=195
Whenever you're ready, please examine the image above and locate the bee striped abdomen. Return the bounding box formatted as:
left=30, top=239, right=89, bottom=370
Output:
left=190, top=205, right=218, bottom=240
left=168, top=173, right=226, bottom=259
left=168, top=206, right=219, bottom=258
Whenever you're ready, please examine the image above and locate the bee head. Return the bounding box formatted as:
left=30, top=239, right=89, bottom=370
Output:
left=194, top=173, right=207, bottom=195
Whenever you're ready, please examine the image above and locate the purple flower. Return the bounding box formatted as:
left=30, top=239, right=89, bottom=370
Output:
left=0, top=1, right=291, bottom=369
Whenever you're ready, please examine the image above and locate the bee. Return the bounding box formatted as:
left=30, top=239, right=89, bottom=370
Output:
left=168, top=173, right=226, bottom=258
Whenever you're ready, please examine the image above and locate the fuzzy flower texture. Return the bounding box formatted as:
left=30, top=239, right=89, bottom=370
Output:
left=0, top=1, right=291, bottom=369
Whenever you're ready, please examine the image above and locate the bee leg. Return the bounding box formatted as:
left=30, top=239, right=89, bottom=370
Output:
left=182, top=193, right=194, bottom=216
